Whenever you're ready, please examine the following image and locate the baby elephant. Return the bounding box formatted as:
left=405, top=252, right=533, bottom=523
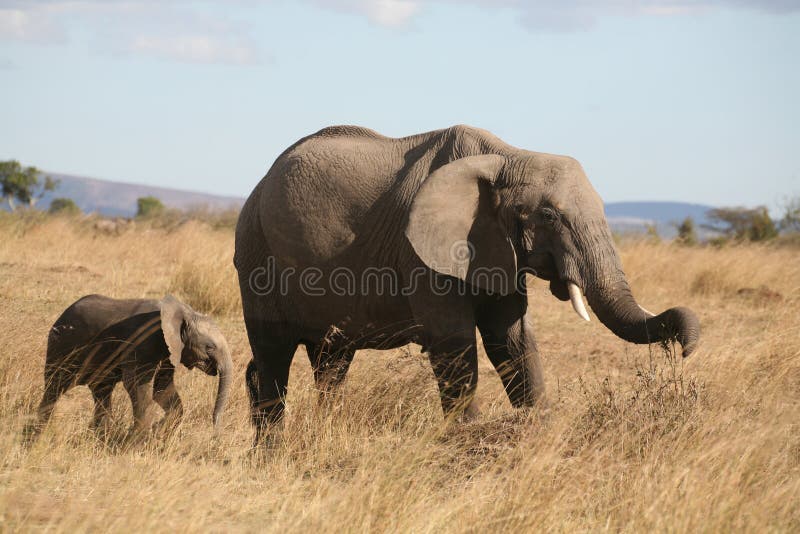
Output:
left=25, top=294, right=232, bottom=441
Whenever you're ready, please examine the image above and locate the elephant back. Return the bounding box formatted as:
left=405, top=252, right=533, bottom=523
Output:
left=246, top=131, right=410, bottom=269
left=46, top=295, right=159, bottom=366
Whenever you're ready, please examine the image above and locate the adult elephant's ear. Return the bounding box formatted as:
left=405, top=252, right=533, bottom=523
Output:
left=160, top=295, right=188, bottom=366
left=406, top=154, right=517, bottom=295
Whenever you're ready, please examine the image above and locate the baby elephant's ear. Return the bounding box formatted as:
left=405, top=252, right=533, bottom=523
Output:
left=160, top=295, right=188, bottom=366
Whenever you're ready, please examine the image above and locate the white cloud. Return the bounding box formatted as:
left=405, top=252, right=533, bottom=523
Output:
left=127, top=34, right=259, bottom=65
left=0, top=0, right=796, bottom=62
left=0, top=1, right=263, bottom=65
left=0, top=7, right=65, bottom=43
left=310, top=0, right=420, bottom=28
left=365, top=0, right=420, bottom=27
left=310, top=0, right=800, bottom=30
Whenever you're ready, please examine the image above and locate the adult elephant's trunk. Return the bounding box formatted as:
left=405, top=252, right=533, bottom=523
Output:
left=212, top=351, right=233, bottom=428
left=570, top=222, right=700, bottom=358
left=582, top=278, right=700, bottom=357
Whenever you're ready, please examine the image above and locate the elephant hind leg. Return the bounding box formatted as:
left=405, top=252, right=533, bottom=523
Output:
left=23, top=370, right=72, bottom=443
left=237, top=243, right=300, bottom=445
left=243, top=321, right=298, bottom=445
left=89, top=381, right=115, bottom=436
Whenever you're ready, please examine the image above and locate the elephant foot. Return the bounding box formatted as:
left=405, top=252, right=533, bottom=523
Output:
left=443, top=396, right=482, bottom=425
left=246, top=434, right=282, bottom=466
left=461, top=399, right=482, bottom=422
left=126, top=418, right=158, bottom=443
left=153, top=415, right=182, bottom=438
left=250, top=417, right=285, bottom=453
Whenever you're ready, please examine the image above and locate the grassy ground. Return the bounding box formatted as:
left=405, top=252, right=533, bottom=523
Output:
left=0, top=215, right=798, bottom=532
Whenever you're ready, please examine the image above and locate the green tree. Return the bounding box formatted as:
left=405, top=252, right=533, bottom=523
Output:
left=136, top=196, right=165, bottom=218
left=675, top=216, right=698, bottom=246
left=48, top=197, right=81, bottom=216
left=705, top=206, right=778, bottom=242
left=748, top=207, right=779, bottom=241
left=0, top=160, right=58, bottom=210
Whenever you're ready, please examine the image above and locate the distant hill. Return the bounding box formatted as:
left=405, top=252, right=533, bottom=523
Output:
left=6, top=172, right=715, bottom=237
left=604, top=201, right=716, bottom=237
left=31, top=172, right=244, bottom=217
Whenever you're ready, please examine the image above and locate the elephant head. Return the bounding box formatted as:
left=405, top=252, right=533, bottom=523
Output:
left=160, top=295, right=233, bottom=427
left=406, top=153, right=699, bottom=357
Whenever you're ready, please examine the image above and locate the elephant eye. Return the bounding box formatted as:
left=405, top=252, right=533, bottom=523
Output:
left=205, top=344, right=216, bottom=356
left=540, top=207, right=559, bottom=225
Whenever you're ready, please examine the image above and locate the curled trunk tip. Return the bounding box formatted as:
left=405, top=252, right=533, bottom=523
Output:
left=663, top=306, right=700, bottom=358
left=586, top=282, right=700, bottom=358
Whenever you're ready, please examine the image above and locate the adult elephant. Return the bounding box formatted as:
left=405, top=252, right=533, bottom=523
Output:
left=234, top=125, right=699, bottom=442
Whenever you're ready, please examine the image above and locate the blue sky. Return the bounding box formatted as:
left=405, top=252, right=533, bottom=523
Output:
left=1, top=1, right=798, bottom=212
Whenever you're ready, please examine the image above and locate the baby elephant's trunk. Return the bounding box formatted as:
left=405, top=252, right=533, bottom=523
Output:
left=212, top=353, right=233, bottom=428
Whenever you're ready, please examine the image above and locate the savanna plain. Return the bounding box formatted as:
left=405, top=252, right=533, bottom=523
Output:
left=0, top=214, right=798, bottom=532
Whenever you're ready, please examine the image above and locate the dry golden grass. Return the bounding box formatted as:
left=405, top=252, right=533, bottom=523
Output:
left=0, top=216, right=798, bottom=532
left=169, top=253, right=240, bottom=316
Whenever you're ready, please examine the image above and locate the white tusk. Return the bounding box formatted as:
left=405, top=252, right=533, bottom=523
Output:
left=639, top=305, right=655, bottom=318
left=568, top=282, right=591, bottom=322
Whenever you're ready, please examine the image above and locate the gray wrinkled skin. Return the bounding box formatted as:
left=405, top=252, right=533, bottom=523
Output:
left=24, top=294, right=232, bottom=442
left=235, top=125, right=700, bottom=444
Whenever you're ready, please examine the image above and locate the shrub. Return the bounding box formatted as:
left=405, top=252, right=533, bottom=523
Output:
left=48, top=197, right=81, bottom=216
left=136, top=196, right=165, bottom=218
left=675, top=216, right=698, bottom=246
left=705, top=206, right=778, bottom=242
left=568, top=347, right=703, bottom=459
left=779, top=196, right=800, bottom=233
left=645, top=224, right=661, bottom=244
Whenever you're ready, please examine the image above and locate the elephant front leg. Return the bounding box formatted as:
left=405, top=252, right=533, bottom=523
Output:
left=123, top=367, right=157, bottom=435
left=409, top=281, right=481, bottom=420
left=476, top=293, right=544, bottom=408
left=427, top=339, right=480, bottom=421
left=306, top=341, right=356, bottom=399
left=153, top=363, right=183, bottom=433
